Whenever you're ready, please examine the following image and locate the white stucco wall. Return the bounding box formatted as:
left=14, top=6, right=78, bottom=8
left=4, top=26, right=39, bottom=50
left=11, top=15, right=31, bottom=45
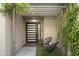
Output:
left=0, top=13, right=13, bottom=56
left=15, top=15, right=25, bottom=52
left=0, top=13, right=25, bottom=55
left=0, top=13, right=6, bottom=56
left=5, top=15, right=13, bottom=56
left=5, top=14, right=25, bottom=55
left=44, top=16, right=58, bottom=43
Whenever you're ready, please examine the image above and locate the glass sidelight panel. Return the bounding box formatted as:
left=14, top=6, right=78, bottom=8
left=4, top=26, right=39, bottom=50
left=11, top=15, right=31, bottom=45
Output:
left=27, top=29, right=36, bottom=31
left=28, top=33, right=36, bottom=35
left=28, top=35, right=36, bottom=37
left=27, top=40, right=36, bottom=42
left=27, top=25, right=36, bottom=29
left=27, top=31, right=36, bottom=32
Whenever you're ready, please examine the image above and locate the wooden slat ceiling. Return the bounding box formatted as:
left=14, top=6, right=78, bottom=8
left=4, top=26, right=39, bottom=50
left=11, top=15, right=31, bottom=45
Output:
left=21, top=3, right=67, bottom=16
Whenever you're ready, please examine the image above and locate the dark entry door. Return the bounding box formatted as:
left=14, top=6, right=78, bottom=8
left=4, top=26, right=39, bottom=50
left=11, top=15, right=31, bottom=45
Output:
left=26, top=23, right=38, bottom=43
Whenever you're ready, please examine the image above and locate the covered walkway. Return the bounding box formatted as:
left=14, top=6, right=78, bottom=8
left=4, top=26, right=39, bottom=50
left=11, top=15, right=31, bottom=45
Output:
left=15, top=46, right=36, bottom=56
left=0, top=3, right=67, bottom=56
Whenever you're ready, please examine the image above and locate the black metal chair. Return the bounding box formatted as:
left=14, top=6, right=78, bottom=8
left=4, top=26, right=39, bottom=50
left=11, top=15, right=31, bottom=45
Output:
left=43, top=37, right=52, bottom=45
left=43, top=37, right=59, bottom=52
left=43, top=41, right=59, bottom=52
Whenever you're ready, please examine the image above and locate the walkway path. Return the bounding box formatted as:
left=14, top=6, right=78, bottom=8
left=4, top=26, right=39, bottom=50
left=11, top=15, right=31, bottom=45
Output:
left=15, top=46, right=36, bottom=56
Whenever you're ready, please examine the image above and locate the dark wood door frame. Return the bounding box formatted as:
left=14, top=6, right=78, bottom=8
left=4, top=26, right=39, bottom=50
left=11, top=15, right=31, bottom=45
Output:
left=26, top=22, right=40, bottom=43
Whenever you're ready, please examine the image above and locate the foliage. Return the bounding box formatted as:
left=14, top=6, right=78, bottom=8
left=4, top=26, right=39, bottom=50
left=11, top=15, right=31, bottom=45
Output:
left=58, top=3, right=79, bottom=55
left=38, top=39, right=43, bottom=46
left=1, top=3, right=31, bottom=15
left=36, top=45, right=63, bottom=56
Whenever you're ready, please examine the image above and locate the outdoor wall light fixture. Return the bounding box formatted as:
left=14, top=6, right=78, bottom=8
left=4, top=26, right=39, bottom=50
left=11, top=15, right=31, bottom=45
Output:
left=32, top=12, right=34, bottom=14
left=32, top=17, right=37, bottom=22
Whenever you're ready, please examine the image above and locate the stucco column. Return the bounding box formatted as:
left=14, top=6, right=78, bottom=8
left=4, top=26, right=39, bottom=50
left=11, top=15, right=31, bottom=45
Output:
left=12, top=4, right=16, bottom=55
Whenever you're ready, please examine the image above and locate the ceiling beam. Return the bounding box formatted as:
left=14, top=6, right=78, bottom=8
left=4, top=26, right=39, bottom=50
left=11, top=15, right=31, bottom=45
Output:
left=30, top=12, right=60, bottom=14
left=31, top=9, right=62, bottom=12
left=31, top=6, right=66, bottom=8
left=21, top=13, right=58, bottom=16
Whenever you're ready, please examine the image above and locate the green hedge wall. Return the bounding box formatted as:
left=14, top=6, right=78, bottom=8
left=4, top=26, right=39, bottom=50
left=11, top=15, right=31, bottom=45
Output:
left=58, top=4, right=79, bottom=55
